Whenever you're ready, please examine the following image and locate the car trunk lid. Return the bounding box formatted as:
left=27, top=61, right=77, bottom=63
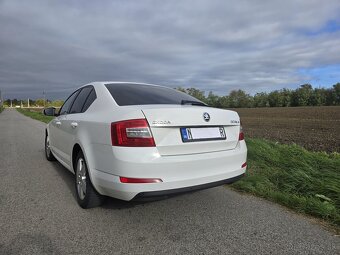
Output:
left=141, top=106, right=240, bottom=156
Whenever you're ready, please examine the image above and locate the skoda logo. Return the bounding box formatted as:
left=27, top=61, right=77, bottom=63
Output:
left=203, top=112, right=210, bottom=122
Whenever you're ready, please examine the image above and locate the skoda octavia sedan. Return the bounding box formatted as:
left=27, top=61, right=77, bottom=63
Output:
left=44, top=82, right=247, bottom=208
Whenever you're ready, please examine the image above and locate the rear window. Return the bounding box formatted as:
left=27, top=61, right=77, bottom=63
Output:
left=105, top=83, right=203, bottom=106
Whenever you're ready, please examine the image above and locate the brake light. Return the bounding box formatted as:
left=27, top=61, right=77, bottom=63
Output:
left=241, top=162, right=247, bottom=168
left=239, top=125, right=244, bottom=141
left=120, top=177, right=163, bottom=183
left=111, top=119, right=156, bottom=147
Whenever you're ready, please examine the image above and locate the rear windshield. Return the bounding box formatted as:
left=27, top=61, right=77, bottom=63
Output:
left=105, top=83, right=204, bottom=106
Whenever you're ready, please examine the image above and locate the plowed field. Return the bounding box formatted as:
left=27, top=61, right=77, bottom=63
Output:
left=233, top=106, right=340, bottom=153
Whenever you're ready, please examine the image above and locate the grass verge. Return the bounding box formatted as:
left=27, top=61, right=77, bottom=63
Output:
left=15, top=108, right=340, bottom=229
left=232, top=138, right=340, bottom=230
left=17, top=108, right=54, bottom=123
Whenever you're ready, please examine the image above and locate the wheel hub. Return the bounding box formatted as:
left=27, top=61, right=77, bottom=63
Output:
left=46, top=136, right=51, bottom=155
left=76, top=158, right=87, bottom=200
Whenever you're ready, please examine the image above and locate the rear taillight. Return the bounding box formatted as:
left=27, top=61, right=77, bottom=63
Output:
left=239, top=125, right=244, bottom=141
left=111, top=119, right=156, bottom=147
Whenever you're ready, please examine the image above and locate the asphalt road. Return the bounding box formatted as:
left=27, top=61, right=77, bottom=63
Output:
left=0, top=109, right=339, bottom=255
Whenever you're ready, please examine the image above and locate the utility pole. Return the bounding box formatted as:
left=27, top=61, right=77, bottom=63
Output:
left=43, top=90, right=46, bottom=108
left=28, top=98, right=30, bottom=108
left=10, top=100, right=12, bottom=108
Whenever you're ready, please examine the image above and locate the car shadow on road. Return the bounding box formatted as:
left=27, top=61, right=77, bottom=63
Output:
left=102, top=190, right=200, bottom=210
left=102, top=197, right=156, bottom=209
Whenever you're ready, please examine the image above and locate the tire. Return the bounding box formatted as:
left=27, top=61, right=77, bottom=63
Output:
left=75, top=151, right=104, bottom=208
left=45, top=133, right=56, bottom=161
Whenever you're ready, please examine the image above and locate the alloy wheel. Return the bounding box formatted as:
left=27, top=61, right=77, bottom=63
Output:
left=76, top=158, right=87, bottom=200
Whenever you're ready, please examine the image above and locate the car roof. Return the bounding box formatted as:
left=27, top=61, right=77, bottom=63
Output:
left=79, top=81, right=171, bottom=90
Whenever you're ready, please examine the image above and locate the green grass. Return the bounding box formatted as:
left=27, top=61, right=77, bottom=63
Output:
left=17, top=108, right=54, bottom=123
left=232, top=138, right=340, bottom=228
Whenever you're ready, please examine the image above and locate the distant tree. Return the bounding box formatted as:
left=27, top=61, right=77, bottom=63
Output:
left=5, top=99, right=10, bottom=107
left=12, top=99, right=19, bottom=106
left=206, top=91, right=220, bottom=107
left=333, top=83, right=340, bottom=105
left=217, top=96, right=229, bottom=108
left=35, top=98, right=45, bottom=107
left=290, top=90, right=299, bottom=107
left=29, top=99, right=35, bottom=106
left=176, top=87, right=207, bottom=103
left=268, top=91, right=283, bottom=107
left=324, top=89, right=335, bottom=105
left=50, top=100, right=64, bottom=107
left=295, top=84, right=313, bottom=106
left=309, top=88, right=326, bottom=106
left=228, top=90, right=252, bottom=108
left=185, top=88, right=206, bottom=102
left=176, top=87, right=187, bottom=93
left=281, top=88, right=292, bottom=107
left=227, top=91, right=237, bottom=108
left=253, top=92, right=269, bottom=107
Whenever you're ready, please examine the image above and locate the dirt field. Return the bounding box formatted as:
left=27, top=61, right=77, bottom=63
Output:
left=233, top=106, right=340, bottom=153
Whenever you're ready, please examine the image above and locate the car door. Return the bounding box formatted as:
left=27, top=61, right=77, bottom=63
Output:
left=50, top=90, right=80, bottom=166
left=58, top=86, right=94, bottom=168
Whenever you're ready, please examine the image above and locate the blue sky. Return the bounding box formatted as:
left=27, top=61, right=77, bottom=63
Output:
left=299, top=20, right=340, bottom=87
left=0, top=0, right=340, bottom=99
left=298, top=65, right=340, bottom=88
left=303, top=20, right=340, bottom=36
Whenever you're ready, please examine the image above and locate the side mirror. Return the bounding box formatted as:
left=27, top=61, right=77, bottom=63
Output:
left=43, top=107, right=57, bottom=116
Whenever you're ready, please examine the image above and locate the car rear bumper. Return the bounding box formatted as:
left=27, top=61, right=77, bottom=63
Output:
left=91, top=167, right=245, bottom=201
left=89, top=140, right=247, bottom=201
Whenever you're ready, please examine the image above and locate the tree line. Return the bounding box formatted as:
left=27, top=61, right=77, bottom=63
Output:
left=177, top=83, right=340, bottom=108
left=4, top=82, right=340, bottom=108
left=3, top=99, right=64, bottom=107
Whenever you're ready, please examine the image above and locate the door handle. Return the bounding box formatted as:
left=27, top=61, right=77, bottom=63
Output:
left=71, top=122, right=78, bottom=128
left=55, top=121, right=61, bottom=126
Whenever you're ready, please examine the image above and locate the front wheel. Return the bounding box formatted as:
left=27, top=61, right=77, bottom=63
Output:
left=75, top=151, right=104, bottom=208
left=45, top=133, right=56, bottom=161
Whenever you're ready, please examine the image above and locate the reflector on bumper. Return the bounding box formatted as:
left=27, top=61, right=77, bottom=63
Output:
left=119, top=177, right=163, bottom=183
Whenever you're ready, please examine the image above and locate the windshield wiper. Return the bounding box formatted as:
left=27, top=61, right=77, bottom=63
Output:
left=181, top=100, right=207, bottom=106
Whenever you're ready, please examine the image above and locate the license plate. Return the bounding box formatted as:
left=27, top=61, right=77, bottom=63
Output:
left=180, top=127, right=226, bottom=142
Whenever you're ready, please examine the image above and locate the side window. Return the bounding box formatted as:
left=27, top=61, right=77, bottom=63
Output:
left=81, top=89, right=97, bottom=112
left=59, top=90, right=80, bottom=115
left=69, top=86, right=93, bottom=114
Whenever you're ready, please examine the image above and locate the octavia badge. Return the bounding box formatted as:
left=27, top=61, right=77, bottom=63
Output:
left=203, top=112, right=210, bottom=122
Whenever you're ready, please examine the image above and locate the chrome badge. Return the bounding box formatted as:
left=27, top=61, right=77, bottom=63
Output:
left=203, top=112, right=210, bottom=122
left=152, top=120, right=171, bottom=125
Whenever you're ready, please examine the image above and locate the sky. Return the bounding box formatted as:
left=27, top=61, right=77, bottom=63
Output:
left=0, top=0, right=340, bottom=100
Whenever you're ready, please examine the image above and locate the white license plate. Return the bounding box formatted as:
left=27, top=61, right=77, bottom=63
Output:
left=180, top=127, right=226, bottom=142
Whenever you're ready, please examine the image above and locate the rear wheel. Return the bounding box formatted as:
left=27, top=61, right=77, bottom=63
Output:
left=75, top=151, right=103, bottom=208
left=45, top=133, right=56, bottom=161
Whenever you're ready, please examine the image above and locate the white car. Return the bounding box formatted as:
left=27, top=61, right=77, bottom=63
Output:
left=44, top=82, right=247, bottom=208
